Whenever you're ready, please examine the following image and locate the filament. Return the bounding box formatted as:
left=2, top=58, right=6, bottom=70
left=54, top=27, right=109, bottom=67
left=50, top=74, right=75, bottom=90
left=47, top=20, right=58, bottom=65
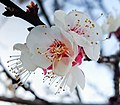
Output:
left=95, top=13, right=104, bottom=21
left=7, top=58, right=20, bottom=63
left=10, top=55, right=20, bottom=58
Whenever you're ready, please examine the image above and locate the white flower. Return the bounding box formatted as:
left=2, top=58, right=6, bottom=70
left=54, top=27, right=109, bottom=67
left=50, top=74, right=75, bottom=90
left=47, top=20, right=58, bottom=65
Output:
left=26, top=25, right=78, bottom=76
left=7, top=43, right=38, bottom=86
left=25, top=25, right=85, bottom=92
left=54, top=10, right=102, bottom=61
left=102, top=14, right=120, bottom=34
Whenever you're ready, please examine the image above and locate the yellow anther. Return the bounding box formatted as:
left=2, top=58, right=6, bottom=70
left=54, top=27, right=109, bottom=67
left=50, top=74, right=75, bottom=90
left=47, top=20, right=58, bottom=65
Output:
left=88, top=20, right=92, bottom=23
left=85, top=25, right=89, bottom=28
left=92, top=24, right=95, bottom=27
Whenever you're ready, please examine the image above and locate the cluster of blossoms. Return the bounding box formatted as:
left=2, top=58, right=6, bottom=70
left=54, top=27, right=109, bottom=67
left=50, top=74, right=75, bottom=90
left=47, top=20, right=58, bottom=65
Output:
left=8, top=10, right=102, bottom=94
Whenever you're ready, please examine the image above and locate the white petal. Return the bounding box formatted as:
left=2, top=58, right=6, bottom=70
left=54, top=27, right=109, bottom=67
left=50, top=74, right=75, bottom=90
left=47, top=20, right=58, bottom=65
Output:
left=54, top=10, right=66, bottom=29
left=20, top=52, right=37, bottom=71
left=26, top=26, right=53, bottom=54
left=66, top=73, right=77, bottom=92
left=101, top=23, right=109, bottom=34
left=69, top=31, right=90, bottom=47
left=51, top=26, right=67, bottom=41
left=72, top=41, right=78, bottom=60
left=60, top=30, right=77, bottom=58
left=13, top=43, right=29, bottom=52
left=49, top=26, right=74, bottom=47
left=108, top=17, right=120, bottom=32
left=60, top=30, right=74, bottom=48
left=31, top=54, right=52, bottom=69
left=84, top=23, right=102, bottom=41
left=60, top=30, right=79, bottom=61
left=14, top=43, right=37, bottom=71
left=83, top=42, right=100, bottom=61
left=102, top=14, right=120, bottom=34
left=53, top=57, right=72, bottom=76
left=71, top=66, right=85, bottom=89
left=113, top=14, right=120, bottom=31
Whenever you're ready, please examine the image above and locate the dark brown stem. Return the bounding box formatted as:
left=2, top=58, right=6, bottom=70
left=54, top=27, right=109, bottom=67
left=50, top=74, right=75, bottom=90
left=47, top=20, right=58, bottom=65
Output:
left=36, top=0, right=52, bottom=26
left=0, top=96, right=109, bottom=105
left=0, top=0, right=44, bottom=26
left=75, top=87, right=81, bottom=102
left=0, top=96, right=49, bottom=105
left=113, top=60, right=120, bottom=96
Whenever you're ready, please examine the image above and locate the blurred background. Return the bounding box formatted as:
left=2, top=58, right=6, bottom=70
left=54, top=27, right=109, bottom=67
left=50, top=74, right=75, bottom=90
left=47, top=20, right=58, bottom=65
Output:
left=0, top=0, right=120, bottom=105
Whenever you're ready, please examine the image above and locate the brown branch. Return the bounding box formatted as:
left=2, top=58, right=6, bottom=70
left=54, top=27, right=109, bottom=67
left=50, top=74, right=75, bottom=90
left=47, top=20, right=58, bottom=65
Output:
left=109, top=95, right=120, bottom=105
left=75, top=87, right=81, bottom=102
left=113, top=60, right=119, bottom=96
left=0, top=96, right=49, bottom=105
left=0, top=0, right=44, bottom=26
left=0, top=96, right=109, bottom=105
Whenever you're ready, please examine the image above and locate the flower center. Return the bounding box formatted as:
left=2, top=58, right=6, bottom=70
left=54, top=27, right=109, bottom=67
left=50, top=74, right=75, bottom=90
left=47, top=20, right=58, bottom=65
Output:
left=69, top=19, right=95, bottom=35
left=70, top=21, right=84, bottom=35
left=36, top=39, right=70, bottom=62
left=48, top=39, right=69, bottom=60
